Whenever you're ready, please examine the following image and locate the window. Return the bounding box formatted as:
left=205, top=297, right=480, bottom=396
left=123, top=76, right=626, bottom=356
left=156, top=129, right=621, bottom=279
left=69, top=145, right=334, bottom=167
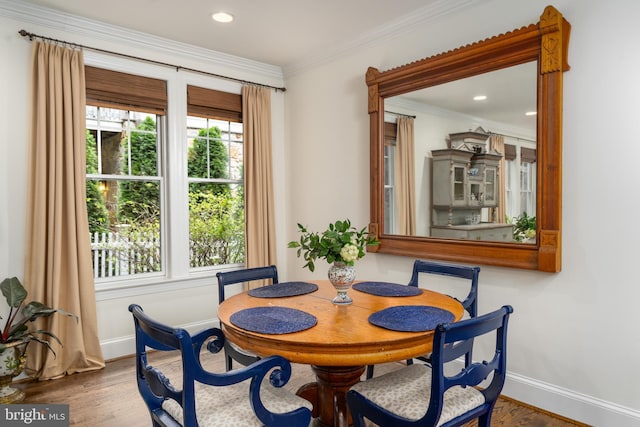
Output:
left=383, top=122, right=397, bottom=234
left=520, top=161, right=536, bottom=216
left=504, top=143, right=536, bottom=220
left=187, top=85, right=245, bottom=269
left=84, top=68, right=246, bottom=282
left=187, top=116, right=245, bottom=268
left=86, top=106, right=163, bottom=279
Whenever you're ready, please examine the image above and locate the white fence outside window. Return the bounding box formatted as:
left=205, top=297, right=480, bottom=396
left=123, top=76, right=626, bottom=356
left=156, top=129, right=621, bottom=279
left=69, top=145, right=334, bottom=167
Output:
left=90, top=231, right=160, bottom=278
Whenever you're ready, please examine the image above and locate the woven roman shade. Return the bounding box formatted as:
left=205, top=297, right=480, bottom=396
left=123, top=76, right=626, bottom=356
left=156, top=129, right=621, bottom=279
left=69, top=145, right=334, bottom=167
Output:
left=384, top=122, right=397, bottom=145
left=504, top=144, right=516, bottom=161
left=85, top=66, right=167, bottom=114
left=187, top=85, right=242, bottom=122
left=521, top=147, right=537, bottom=163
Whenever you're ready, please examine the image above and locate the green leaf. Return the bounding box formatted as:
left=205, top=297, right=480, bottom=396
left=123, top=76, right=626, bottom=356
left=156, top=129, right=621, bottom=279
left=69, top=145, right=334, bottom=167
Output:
left=0, top=277, right=27, bottom=308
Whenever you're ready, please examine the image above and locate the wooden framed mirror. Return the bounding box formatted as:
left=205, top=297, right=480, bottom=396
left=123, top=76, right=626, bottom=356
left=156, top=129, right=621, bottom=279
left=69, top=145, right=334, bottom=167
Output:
left=366, top=6, right=570, bottom=272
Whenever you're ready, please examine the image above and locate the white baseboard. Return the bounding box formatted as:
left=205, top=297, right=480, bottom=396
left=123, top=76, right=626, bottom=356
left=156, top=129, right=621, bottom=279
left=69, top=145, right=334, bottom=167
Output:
left=100, top=318, right=219, bottom=361
left=503, top=371, right=640, bottom=427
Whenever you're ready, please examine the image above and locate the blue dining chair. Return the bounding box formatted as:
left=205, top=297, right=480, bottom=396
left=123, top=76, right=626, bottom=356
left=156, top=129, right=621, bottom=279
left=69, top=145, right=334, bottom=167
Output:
left=366, top=259, right=480, bottom=379
left=216, top=265, right=278, bottom=371
left=348, top=305, right=513, bottom=427
left=129, top=304, right=312, bottom=427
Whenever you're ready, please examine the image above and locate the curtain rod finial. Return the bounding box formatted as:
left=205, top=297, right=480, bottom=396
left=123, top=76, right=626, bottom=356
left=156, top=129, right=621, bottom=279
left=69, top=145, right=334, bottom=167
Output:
left=18, top=30, right=33, bottom=40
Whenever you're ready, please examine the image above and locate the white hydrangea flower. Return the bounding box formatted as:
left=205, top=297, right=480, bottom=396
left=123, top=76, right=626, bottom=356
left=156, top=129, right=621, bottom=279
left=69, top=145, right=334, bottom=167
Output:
left=340, top=243, right=360, bottom=262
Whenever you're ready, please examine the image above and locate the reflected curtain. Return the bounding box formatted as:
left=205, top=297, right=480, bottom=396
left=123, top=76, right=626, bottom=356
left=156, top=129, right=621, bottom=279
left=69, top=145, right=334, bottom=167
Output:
left=25, top=41, right=105, bottom=379
left=490, top=134, right=506, bottom=223
left=395, top=117, right=416, bottom=235
left=242, top=85, right=276, bottom=287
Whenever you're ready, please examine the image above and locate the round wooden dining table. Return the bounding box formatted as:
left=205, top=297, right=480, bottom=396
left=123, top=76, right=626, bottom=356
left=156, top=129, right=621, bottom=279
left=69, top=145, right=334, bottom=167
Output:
left=217, top=280, right=464, bottom=427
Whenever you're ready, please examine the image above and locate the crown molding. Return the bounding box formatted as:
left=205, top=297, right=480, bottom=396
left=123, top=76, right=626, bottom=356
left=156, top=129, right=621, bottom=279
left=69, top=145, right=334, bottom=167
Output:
left=1, top=0, right=485, bottom=83
left=0, top=0, right=284, bottom=85
left=283, top=0, right=486, bottom=78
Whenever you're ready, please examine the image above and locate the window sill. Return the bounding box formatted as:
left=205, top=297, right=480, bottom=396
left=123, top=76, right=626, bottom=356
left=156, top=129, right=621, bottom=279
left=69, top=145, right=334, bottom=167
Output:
left=95, top=265, right=243, bottom=301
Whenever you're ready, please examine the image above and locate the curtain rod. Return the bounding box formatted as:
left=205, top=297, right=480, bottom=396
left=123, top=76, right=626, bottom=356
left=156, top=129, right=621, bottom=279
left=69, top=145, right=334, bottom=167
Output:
left=489, top=131, right=535, bottom=143
left=18, top=29, right=286, bottom=92
left=384, top=110, right=416, bottom=119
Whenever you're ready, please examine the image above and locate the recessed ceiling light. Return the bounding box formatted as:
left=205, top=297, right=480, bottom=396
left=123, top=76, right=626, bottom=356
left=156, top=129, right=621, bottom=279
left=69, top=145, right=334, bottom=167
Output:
left=473, top=95, right=487, bottom=101
left=212, top=12, right=234, bottom=23
left=525, top=111, right=537, bottom=116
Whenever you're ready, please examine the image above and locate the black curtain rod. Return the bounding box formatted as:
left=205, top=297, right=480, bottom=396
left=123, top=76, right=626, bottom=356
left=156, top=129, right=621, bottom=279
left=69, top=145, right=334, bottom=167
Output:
left=489, top=131, right=535, bottom=143
left=18, top=29, right=286, bottom=92
left=384, top=110, right=416, bottom=119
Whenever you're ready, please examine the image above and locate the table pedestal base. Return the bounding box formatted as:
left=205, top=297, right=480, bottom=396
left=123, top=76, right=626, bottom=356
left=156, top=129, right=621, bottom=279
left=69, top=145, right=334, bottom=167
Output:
left=297, top=365, right=365, bottom=427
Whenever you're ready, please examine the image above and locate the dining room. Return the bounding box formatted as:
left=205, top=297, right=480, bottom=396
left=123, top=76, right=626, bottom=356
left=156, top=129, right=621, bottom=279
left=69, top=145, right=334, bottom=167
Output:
left=1, top=0, right=640, bottom=426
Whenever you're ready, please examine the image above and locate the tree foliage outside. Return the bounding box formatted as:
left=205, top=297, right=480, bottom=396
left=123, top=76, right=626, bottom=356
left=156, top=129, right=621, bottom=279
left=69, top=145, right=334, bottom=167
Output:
left=188, top=125, right=245, bottom=267
left=86, top=130, right=109, bottom=234
left=189, top=187, right=245, bottom=267
left=86, top=110, right=245, bottom=278
left=188, top=126, right=229, bottom=195
left=118, top=116, right=159, bottom=226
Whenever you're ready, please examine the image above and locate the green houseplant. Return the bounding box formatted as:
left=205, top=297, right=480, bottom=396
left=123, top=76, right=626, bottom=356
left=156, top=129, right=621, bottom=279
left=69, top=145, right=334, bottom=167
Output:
left=288, top=219, right=380, bottom=305
left=0, top=277, right=77, bottom=355
left=288, top=219, right=379, bottom=272
left=0, top=276, right=77, bottom=403
left=510, top=212, right=537, bottom=242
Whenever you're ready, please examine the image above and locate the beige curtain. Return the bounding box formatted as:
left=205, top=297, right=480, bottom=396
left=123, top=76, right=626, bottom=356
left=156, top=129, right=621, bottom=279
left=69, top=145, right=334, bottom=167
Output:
left=395, top=116, right=416, bottom=235
left=24, top=41, right=105, bottom=379
left=490, top=134, right=506, bottom=223
left=242, top=85, right=276, bottom=287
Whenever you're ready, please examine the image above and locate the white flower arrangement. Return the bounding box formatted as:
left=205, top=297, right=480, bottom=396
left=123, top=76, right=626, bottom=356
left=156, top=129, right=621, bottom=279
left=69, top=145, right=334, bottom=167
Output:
left=288, top=219, right=379, bottom=272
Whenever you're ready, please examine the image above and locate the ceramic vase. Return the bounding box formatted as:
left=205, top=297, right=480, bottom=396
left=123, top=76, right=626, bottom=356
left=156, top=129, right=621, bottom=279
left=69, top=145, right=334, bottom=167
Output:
left=0, top=342, right=27, bottom=403
left=328, top=261, right=356, bottom=305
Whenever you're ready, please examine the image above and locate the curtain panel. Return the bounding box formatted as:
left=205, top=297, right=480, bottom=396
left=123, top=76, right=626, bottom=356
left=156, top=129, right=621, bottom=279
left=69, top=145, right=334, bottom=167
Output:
left=395, top=116, right=416, bottom=235
left=25, top=41, right=104, bottom=379
left=242, top=85, right=276, bottom=287
left=490, top=134, right=507, bottom=224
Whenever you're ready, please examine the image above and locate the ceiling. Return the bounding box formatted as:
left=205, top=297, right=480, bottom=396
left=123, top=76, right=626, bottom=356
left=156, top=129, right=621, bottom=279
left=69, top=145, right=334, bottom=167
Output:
left=18, top=0, right=442, bottom=69
left=392, top=62, right=537, bottom=136
left=16, top=0, right=534, bottom=135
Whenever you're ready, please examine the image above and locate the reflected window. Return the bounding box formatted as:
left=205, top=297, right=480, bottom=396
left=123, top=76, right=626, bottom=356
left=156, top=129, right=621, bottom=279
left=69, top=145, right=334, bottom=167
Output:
left=384, top=143, right=396, bottom=234
left=520, top=162, right=536, bottom=216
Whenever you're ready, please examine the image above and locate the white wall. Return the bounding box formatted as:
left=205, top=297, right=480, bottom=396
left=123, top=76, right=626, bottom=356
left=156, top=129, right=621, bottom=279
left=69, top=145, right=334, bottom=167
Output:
left=284, top=0, right=640, bottom=425
left=0, top=2, right=290, bottom=359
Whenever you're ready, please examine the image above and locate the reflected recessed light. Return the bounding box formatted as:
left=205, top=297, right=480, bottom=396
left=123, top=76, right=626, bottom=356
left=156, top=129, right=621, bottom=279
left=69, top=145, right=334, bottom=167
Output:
left=473, top=95, right=487, bottom=101
left=525, top=111, right=537, bottom=116
left=212, top=12, right=234, bottom=23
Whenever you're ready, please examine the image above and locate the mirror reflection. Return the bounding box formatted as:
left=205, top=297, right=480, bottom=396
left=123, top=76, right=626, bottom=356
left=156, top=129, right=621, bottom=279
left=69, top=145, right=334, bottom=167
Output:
left=382, top=61, right=537, bottom=244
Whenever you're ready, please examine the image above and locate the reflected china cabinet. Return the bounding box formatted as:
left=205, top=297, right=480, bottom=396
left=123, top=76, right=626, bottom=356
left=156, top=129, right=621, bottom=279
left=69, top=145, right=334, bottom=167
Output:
left=430, top=127, right=513, bottom=242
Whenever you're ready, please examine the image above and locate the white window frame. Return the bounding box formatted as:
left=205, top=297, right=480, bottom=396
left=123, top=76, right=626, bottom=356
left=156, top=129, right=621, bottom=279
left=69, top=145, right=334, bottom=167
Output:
left=85, top=52, right=246, bottom=296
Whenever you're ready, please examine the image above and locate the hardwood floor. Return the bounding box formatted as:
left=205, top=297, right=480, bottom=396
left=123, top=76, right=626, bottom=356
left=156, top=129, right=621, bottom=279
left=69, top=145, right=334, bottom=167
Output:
left=17, top=351, right=588, bottom=426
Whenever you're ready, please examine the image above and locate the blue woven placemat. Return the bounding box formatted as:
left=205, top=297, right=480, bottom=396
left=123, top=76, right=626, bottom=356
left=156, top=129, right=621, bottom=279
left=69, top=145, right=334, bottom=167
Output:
left=353, top=281, right=422, bottom=297
left=369, top=305, right=455, bottom=332
left=248, top=281, right=318, bottom=298
left=230, top=307, right=317, bottom=334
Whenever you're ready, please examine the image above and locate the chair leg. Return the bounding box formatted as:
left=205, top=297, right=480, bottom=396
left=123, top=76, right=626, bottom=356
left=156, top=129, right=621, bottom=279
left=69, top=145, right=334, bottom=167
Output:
left=226, top=355, right=233, bottom=371
left=478, top=411, right=493, bottom=427
left=406, top=358, right=413, bottom=365
left=365, top=365, right=374, bottom=379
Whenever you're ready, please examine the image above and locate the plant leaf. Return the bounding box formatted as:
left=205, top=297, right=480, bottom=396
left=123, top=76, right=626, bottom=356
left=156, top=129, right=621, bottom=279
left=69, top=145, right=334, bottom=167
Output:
left=0, top=277, right=27, bottom=308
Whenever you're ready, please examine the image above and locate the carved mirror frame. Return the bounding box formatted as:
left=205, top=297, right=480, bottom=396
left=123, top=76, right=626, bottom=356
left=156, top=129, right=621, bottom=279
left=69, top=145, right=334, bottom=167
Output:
left=366, top=6, right=570, bottom=272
